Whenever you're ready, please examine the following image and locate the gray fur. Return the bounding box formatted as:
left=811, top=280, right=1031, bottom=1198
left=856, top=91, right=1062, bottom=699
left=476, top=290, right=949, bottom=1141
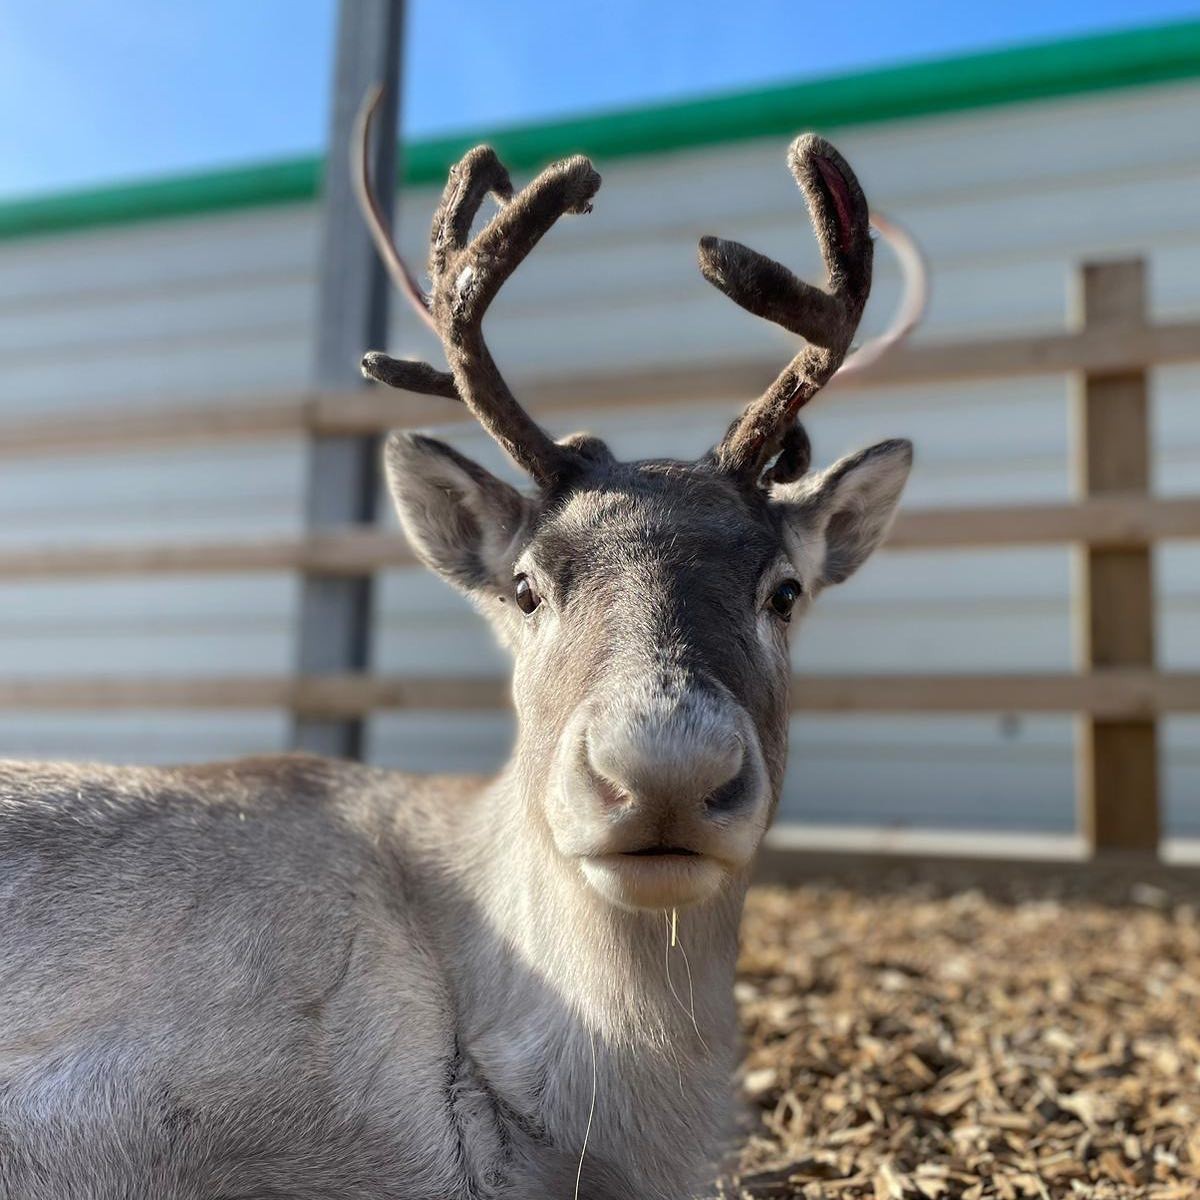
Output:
left=0, top=438, right=910, bottom=1198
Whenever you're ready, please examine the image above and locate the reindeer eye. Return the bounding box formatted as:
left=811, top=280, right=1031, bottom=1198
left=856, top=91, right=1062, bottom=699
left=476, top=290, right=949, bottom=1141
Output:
left=769, top=579, right=802, bottom=622
left=514, top=574, right=541, bottom=615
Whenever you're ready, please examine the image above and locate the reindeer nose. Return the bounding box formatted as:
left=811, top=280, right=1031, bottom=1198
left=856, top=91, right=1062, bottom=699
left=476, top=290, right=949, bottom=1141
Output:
left=584, top=694, right=747, bottom=812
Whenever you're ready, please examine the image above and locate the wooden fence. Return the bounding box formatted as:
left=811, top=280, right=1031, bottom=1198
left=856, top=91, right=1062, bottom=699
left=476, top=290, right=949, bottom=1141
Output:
left=3, top=256, right=1200, bottom=859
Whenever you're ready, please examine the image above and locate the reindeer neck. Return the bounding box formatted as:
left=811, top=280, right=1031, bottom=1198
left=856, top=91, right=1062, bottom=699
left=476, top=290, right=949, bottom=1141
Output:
left=437, top=769, right=745, bottom=1197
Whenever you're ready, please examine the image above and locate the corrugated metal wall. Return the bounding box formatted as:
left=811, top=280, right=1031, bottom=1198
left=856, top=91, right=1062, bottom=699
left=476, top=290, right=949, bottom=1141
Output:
left=1, top=78, right=1197, bottom=833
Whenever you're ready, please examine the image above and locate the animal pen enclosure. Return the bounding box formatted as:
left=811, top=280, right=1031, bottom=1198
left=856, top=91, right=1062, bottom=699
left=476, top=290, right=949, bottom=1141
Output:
left=0, top=250, right=1197, bottom=864
left=1, top=19, right=1199, bottom=866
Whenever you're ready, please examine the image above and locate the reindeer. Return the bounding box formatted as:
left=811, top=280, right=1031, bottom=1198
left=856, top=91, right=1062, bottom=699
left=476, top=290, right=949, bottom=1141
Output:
left=0, top=121, right=911, bottom=1199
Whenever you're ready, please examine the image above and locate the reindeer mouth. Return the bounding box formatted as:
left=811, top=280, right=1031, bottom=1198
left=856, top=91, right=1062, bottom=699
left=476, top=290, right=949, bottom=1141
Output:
left=583, top=844, right=726, bottom=909
left=622, top=845, right=700, bottom=858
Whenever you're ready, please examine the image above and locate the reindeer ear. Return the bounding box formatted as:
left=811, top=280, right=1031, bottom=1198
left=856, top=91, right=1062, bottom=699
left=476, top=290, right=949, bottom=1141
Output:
left=772, top=439, right=912, bottom=588
left=385, top=432, right=533, bottom=594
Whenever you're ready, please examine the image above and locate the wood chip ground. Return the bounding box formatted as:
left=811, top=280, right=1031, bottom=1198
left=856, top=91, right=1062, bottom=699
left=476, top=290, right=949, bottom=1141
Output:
left=716, top=874, right=1200, bottom=1200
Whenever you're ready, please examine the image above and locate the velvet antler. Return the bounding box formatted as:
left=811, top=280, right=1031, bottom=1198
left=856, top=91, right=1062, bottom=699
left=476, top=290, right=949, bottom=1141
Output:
left=355, top=88, right=600, bottom=487
left=699, top=134, right=873, bottom=485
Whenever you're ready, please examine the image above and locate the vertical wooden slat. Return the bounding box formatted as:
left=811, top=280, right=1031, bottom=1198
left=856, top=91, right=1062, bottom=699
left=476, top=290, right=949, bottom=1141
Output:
left=292, top=0, right=404, bottom=759
left=1073, top=259, right=1160, bottom=854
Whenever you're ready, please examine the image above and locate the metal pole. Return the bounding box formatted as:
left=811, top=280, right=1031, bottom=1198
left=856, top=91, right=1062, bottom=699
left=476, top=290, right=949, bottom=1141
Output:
left=292, top=0, right=403, bottom=758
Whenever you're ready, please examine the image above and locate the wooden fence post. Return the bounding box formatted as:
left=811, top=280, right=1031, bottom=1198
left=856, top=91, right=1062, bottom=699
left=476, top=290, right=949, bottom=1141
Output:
left=1073, top=258, right=1160, bottom=855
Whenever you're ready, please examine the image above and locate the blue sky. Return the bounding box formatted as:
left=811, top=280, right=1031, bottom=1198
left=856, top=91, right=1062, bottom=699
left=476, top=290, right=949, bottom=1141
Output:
left=1, top=0, right=1197, bottom=199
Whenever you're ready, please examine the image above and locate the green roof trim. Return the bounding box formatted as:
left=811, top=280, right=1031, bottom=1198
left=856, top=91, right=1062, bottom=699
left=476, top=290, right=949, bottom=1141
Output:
left=0, top=157, right=323, bottom=244
left=3, top=18, right=1199, bottom=243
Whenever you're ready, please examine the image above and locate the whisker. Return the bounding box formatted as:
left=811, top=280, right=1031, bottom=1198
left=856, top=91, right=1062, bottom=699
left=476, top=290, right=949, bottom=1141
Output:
left=663, top=911, right=710, bottom=1055
left=574, top=1029, right=598, bottom=1200
left=674, top=932, right=710, bottom=1056
left=663, top=913, right=688, bottom=1016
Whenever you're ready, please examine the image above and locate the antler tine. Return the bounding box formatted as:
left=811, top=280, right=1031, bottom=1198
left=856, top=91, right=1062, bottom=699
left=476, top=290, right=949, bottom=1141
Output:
left=430, top=151, right=599, bottom=329
left=700, top=134, right=873, bottom=483
left=428, top=145, right=513, bottom=280
left=352, top=85, right=441, bottom=340
left=756, top=214, right=927, bottom=487
left=353, top=85, right=462, bottom=403
left=359, top=352, right=460, bottom=399
left=356, top=88, right=601, bottom=487
left=425, top=149, right=599, bottom=484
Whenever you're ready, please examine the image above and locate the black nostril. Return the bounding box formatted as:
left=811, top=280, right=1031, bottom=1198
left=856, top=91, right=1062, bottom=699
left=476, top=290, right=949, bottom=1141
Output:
left=704, top=765, right=750, bottom=814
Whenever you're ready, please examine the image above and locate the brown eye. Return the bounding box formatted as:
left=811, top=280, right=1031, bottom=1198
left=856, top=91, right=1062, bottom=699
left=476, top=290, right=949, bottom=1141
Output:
left=514, top=574, right=541, bottom=615
left=769, top=579, right=802, bottom=622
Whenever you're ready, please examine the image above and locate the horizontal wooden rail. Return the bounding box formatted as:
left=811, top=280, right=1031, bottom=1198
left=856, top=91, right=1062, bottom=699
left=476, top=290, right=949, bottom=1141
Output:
left=843, top=314, right=1200, bottom=388
left=0, top=396, right=311, bottom=459
left=0, top=531, right=416, bottom=580
left=886, top=494, right=1200, bottom=549
left=3, top=317, right=1199, bottom=459
left=0, top=392, right=452, bottom=460
left=315, top=316, right=1200, bottom=437
left=0, top=676, right=510, bottom=715
left=0, top=670, right=1197, bottom=717
left=1, top=495, right=1197, bottom=580
left=791, top=671, right=1200, bottom=717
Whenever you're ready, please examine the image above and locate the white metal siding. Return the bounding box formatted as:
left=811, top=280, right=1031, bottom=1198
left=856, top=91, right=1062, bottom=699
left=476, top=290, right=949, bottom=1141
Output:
left=0, top=79, right=1197, bottom=831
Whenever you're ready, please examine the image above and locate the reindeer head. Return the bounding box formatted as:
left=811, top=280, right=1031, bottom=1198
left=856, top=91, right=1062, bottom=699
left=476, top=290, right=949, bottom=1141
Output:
left=359, top=109, right=911, bottom=913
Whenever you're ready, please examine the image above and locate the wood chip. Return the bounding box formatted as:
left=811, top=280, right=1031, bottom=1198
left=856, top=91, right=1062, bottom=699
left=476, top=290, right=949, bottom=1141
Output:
left=718, top=877, right=1200, bottom=1199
